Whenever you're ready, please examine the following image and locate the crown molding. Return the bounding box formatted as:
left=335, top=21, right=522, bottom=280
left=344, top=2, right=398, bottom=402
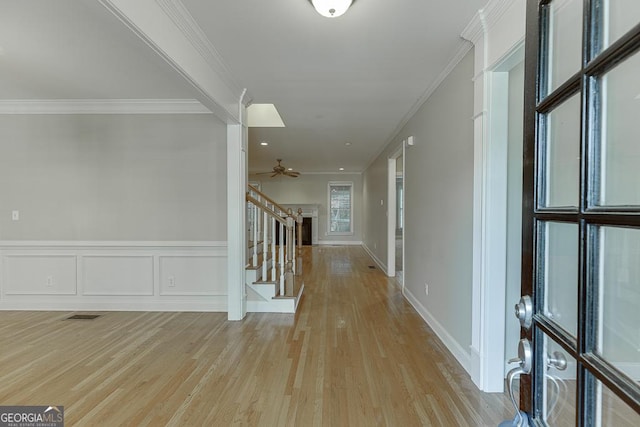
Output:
left=0, top=99, right=212, bottom=115
left=155, top=0, right=244, bottom=97
left=364, top=39, right=473, bottom=171
left=461, top=0, right=516, bottom=45
left=483, top=0, right=516, bottom=33
left=249, top=171, right=363, bottom=176
left=99, top=0, right=245, bottom=122
left=461, top=10, right=486, bottom=45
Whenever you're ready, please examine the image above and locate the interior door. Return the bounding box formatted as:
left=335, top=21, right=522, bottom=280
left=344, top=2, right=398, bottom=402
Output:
left=520, top=0, right=640, bottom=424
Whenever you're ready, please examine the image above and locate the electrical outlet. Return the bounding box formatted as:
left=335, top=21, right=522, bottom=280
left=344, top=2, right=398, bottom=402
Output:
left=168, top=276, right=176, bottom=287
left=12, top=210, right=19, bottom=221
left=46, top=276, right=53, bottom=287
left=425, top=283, right=429, bottom=295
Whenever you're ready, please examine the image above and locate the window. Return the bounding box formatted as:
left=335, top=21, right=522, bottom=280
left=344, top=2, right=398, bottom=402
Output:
left=328, top=182, right=353, bottom=235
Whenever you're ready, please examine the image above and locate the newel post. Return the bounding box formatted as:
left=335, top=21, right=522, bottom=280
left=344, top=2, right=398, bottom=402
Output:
left=296, top=208, right=304, bottom=276
left=284, top=209, right=295, bottom=296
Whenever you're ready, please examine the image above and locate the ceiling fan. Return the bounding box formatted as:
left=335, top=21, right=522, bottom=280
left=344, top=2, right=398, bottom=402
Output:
left=256, top=159, right=300, bottom=178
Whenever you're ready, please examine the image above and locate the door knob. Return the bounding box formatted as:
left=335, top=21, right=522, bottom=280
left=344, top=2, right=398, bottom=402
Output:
left=515, top=295, right=533, bottom=329
left=547, top=351, right=567, bottom=371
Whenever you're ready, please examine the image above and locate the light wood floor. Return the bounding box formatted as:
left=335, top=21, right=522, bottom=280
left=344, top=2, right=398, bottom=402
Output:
left=0, top=246, right=514, bottom=426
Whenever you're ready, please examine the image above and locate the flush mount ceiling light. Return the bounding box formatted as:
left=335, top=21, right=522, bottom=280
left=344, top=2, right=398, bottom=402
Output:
left=309, top=0, right=353, bottom=18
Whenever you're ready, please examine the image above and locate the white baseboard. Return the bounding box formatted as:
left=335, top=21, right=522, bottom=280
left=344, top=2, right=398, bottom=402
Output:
left=361, top=243, right=388, bottom=275
left=470, top=346, right=483, bottom=387
left=0, top=241, right=228, bottom=312
left=403, top=286, right=471, bottom=374
left=317, top=240, right=363, bottom=246
left=0, top=298, right=227, bottom=312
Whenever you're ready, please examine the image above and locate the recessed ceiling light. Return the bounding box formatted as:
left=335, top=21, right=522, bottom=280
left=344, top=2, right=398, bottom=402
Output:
left=339, top=167, right=345, bottom=171
left=260, top=141, right=268, bottom=146
left=344, top=142, right=352, bottom=146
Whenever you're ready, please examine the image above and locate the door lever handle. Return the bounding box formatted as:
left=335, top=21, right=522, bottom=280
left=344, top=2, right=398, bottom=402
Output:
left=506, top=339, right=533, bottom=374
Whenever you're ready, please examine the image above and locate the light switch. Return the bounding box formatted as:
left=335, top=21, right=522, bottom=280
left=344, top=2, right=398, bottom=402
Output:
left=12, top=210, right=19, bottom=221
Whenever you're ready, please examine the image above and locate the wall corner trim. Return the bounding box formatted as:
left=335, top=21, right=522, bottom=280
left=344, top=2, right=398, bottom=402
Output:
left=461, top=0, right=516, bottom=45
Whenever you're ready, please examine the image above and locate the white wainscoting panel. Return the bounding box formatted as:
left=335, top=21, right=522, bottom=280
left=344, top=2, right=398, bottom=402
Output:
left=0, top=241, right=228, bottom=311
left=4, top=255, right=77, bottom=295
left=82, top=255, right=154, bottom=296
left=159, top=255, right=226, bottom=296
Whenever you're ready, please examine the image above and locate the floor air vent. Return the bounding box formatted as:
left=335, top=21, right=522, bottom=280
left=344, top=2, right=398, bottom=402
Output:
left=66, top=314, right=101, bottom=320
left=368, top=265, right=376, bottom=269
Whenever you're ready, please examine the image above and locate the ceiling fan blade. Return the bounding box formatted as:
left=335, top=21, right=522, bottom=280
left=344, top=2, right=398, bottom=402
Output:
left=255, top=171, right=274, bottom=175
left=284, top=171, right=300, bottom=177
left=271, top=172, right=279, bottom=178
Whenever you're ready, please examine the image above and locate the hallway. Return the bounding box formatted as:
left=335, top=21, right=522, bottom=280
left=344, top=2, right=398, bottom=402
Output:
left=0, top=246, right=513, bottom=425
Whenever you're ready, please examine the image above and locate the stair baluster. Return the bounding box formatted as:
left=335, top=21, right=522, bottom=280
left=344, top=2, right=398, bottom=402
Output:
left=279, top=220, right=285, bottom=295
left=246, top=185, right=305, bottom=303
left=270, top=216, right=276, bottom=282
left=262, top=210, right=268, bottom=281
left=252, top=202, right=258, bottom=267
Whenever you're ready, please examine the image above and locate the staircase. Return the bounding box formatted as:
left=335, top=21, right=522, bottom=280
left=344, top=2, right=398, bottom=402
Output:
left=245, top=185, right=304, bottom=313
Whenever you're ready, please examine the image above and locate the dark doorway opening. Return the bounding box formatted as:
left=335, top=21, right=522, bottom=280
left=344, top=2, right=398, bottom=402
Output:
left=276, top=217, right=312, bottom=245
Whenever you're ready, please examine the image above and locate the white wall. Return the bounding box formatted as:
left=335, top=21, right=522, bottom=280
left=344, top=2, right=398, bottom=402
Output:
left=0, top=113, right=229, bottom=311
left=363, top=152, right=392, bottom=270
left=249, top=173, right=363, bottom=244
left=0, top=114, right=227, bottom=241
left=363, top=50, right=475, bottom=366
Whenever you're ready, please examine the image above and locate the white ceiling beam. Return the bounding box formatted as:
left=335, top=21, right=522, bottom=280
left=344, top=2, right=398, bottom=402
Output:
left=99, top=0, right=246, bottom=123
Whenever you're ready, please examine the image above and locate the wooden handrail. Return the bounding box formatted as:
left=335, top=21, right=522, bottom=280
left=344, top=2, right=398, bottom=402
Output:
left=247, top=184, right=289, bottom=214
left=246, top=194, right=288, bottom=225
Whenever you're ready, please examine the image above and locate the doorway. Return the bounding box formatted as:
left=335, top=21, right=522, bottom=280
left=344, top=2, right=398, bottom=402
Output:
left=504, top=55, right=525, bottom=378
left=395, top=155, right=404, bottom=283
left=387, top=147, right=404, bottom=283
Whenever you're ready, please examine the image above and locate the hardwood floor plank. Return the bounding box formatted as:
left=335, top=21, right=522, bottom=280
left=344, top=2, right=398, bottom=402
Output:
left=0, top=246, right=516, bottom=426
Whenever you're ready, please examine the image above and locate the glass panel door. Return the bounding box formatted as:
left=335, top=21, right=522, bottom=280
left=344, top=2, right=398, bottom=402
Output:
left=522, top=0, right=640, bottom=424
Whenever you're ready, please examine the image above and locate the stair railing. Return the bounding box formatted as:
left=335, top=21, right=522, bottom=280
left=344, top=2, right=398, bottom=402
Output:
left=246, top=185, right=303, bottom=296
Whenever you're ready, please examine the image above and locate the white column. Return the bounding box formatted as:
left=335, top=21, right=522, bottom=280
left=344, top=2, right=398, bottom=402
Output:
left=462, top=0, right=527, bottom=393
left=227, top=93, right=248, bottom=319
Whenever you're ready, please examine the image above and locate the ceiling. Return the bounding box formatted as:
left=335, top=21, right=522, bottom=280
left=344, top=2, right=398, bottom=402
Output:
left=0, top=0, right=486, bottom=173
